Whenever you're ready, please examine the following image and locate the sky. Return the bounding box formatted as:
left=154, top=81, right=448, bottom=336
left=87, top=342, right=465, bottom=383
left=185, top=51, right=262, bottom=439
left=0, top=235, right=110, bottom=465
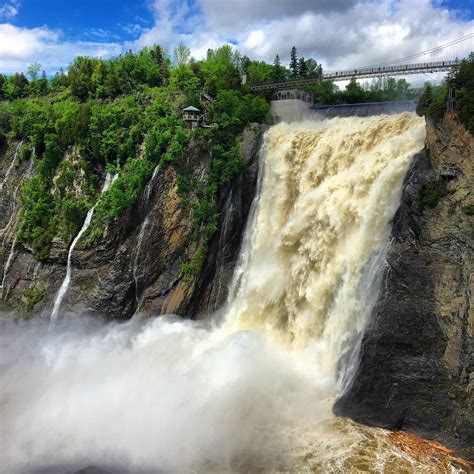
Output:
left=0, top=0, right=473, bottom=76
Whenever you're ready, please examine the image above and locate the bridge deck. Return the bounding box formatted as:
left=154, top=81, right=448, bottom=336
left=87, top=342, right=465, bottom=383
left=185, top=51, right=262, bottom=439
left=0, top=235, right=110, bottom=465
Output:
left=250, top=59, right=460, bottom=91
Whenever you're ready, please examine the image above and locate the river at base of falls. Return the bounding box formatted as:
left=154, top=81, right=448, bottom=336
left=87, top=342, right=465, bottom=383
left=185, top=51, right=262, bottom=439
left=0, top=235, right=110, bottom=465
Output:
left=0, top=115, right=468, bottom=472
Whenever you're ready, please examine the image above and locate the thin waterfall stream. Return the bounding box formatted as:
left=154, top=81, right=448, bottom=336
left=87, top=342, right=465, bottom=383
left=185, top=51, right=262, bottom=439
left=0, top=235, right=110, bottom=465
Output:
left=133, top=164, right=160, bottom=312
left=0, top=236, right=17, bottom=298
left=50, top=172, right=118, bottom=321
left=0, top=140, right=22, bottom=192
left=0, top=156, right=35, bottom=299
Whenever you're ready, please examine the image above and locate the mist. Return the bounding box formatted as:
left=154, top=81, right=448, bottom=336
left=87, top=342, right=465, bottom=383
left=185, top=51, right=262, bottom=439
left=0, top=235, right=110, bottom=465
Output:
left=1, top=313, right=334, bottom=473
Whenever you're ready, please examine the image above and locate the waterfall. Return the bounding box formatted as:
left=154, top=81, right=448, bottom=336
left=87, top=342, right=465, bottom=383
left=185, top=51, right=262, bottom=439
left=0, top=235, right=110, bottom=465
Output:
left=133, top=165, right=160, bottom=312
left=222, top=112, right=426, bottom=394
left=132, top=215, right=150, bottom=311
left=50, top=172, right=118, bottom=321
left=2, top=114, right=438, bottom=473
left=0, top=140, right=22, bottom=192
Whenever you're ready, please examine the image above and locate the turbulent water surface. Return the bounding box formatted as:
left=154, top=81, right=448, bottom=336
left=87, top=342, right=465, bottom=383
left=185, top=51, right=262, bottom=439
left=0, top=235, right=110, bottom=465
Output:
left=3, top=114, right=464, bottom=472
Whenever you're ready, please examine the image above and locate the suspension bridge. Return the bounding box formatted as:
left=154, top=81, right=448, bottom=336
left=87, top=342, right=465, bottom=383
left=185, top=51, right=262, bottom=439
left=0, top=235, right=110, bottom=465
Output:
left=250, top=32, right=474, bottom=91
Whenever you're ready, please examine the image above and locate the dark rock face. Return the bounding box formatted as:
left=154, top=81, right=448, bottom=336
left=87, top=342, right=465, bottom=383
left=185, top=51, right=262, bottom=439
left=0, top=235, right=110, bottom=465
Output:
left=0, top=125, right=266, bottom=320
left=335, top=116, right=474, bottom=460
left=182, top=124, right=265, bottom=317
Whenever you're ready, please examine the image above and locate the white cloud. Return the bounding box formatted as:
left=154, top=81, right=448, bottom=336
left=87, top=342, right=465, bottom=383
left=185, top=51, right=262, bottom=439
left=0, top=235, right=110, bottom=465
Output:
left=0, top=23, right=124, bottom=74
left=0, top=23, right=58, bottom=61
left=132, top=0, right=473, bottom=72
left=198, top=0, right=357, bottom=35
left=0, top=1, right=19, bottom=20
left=0, top=0, right=473, bottom=78
left=232, top=0, right=473, bottom=68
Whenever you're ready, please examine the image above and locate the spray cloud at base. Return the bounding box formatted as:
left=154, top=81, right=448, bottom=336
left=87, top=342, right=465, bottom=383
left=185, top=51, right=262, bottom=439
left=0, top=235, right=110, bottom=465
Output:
left=2, top=113, right=439, bottom=472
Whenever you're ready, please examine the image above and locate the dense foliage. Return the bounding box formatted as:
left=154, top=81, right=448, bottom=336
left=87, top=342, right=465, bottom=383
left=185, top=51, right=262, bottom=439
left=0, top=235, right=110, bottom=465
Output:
left=1, top=42, right=472, bottom=266
left=450, top=53, right=474, bottom=133
left=417, top=53, right=474, bottom=133
left=0, top=45, right=269, bottom=261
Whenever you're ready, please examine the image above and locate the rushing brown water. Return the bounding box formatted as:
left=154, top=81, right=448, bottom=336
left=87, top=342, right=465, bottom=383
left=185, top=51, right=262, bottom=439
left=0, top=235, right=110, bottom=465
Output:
left=3, top=114, right=469, bottom=473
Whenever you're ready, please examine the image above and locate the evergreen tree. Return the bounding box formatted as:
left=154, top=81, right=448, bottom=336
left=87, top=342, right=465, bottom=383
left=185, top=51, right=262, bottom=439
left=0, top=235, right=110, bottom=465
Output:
left=416, top=84, right=434, bottom=116
left=305, top=58, right=322, bottom=77
left=298, top=57, right=307, bottom=77
left=38, top=71, right=49, bottom=95
left=0, top=74, right=6, bottom=100
left=241, top=55, right=251, bottom=73
left=290, top=46, right=298, bottom=78
left=150, top=45, right=169, bottom=84
left=273, top=54, right=285, bottom=81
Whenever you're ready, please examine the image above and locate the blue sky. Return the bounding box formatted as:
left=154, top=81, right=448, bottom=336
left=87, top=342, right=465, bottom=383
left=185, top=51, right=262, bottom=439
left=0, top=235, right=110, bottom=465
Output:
left=0, top=0, right=473, bottom=75
left=7, top=1, right=154, bottom=41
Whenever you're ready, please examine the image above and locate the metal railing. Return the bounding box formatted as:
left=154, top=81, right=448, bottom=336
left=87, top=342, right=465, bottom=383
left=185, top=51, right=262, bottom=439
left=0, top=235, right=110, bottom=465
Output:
left=250, top=59, right=461, bottom=91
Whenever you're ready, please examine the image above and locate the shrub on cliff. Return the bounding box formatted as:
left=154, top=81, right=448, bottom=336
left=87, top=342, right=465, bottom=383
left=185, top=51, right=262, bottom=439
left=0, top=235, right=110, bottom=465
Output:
left=419, top=178, right=448, bottom=209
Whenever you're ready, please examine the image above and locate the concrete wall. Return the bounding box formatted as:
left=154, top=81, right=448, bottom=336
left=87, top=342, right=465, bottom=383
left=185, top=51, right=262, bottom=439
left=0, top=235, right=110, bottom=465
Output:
left=271, top=99, right=312, bottom=123
left=311, top=100, right=418, bottom=118
left=271, top=99, right=418, bottom=123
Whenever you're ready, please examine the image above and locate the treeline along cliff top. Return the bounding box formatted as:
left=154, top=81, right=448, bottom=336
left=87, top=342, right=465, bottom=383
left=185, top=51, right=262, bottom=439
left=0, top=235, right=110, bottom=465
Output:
left=0, top=44, right=473, bottom=265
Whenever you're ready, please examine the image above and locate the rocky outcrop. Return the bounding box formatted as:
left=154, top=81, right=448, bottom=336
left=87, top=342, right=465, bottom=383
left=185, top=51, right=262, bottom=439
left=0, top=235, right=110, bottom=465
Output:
left=0, top=125, right=265, bottom=319
left=335, top=114, right=474, bottom=460
left=181, top=124, right=264, bottom=317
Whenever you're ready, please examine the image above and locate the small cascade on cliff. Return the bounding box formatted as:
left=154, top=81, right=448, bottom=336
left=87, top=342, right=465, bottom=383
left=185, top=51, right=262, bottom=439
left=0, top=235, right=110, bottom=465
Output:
left=0, top=140, right=22, bottom=192
left=133, top=164, right=160, bottom=312
left=4, top=114, right=450, bottom=474
left=1, top=158, right=35, bottom=240
left=0, top=237, right=17, bottom=299
left=1, top=157, right=35, bottom=299
left=50, top=172, right=118, bottom=321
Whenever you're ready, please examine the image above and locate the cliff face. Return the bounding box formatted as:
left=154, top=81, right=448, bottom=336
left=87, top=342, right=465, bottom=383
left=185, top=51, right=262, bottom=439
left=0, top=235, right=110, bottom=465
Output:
left=2, top=113, right=472, bottom=458
left=0, top=125, right=265, bottom=319
left=335, top=115, right=473, bottom=459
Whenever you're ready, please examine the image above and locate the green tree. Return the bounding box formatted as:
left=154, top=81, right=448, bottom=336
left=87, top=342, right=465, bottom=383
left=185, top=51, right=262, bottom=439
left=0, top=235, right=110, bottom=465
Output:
left=200, top=45, right=241, bottom=95
left=452, top=52, right=474, bottom=133
left=272, top=54, right=285, bottom=82
left=27, top=63, right=42, bottom=81
left=240, top=55, right=251, bottom=73
left=4, top=73, right=29, bottom=99
left=344, top=78, right=366, bottom=103
left=298, top=57, right=307, bottom=77
left=246, top=60, right=274, bottom=86
left=290, top=46, right=298, bottom=78
left=173, top=42, right=191, bottom=66
left=0, top=74, right=6, bottom=99
left=416, top=85, right=434, bottom=116
left=305, top=58, right=322, bottom=77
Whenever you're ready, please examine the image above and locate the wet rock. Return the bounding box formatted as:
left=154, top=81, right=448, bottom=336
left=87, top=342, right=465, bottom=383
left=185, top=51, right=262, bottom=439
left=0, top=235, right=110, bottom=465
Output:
left=335, top=116, right=474, bottom=460
left=0, top=125, right=267, bottom=320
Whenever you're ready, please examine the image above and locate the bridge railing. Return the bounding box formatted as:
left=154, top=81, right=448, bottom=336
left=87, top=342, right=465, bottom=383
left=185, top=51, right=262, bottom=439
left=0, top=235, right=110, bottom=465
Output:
left=250, top=59, right=461, bottom=91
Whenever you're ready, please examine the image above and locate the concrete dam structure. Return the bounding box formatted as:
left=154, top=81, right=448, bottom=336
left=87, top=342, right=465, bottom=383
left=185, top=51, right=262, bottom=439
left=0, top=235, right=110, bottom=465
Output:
left=271, top=91, right=418, bottom=123
left=311, top=100, right=417, bottom=118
